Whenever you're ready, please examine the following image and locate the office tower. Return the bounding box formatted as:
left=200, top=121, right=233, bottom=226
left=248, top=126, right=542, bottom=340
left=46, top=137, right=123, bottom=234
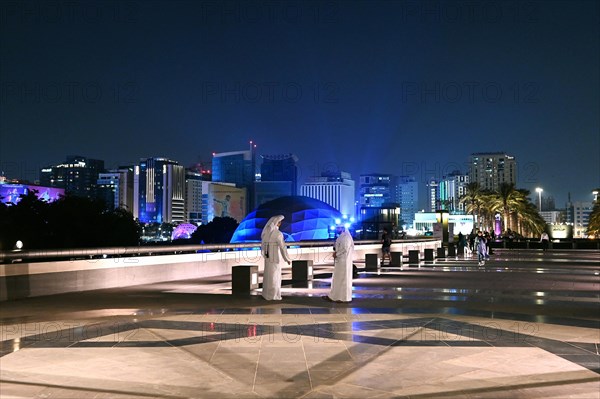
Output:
left=439, top=171, right=469, bottom=213
left=187, top=161, right=213, bottom=181
left=212, top=143, right=256, bottom=212
left=301, top=171, right=355, bottom=217
left=569, top=201, right=593, bottom=238
left=185, top=170, right=205, bottom=224
left=260, top=153, right=299, bottom=195
left=134, top=157, right=185, bottom=224
left=426, top=178, right=439, bottom=212
left=396, top=176, right=418, bottom=229
left=537, top=195, right=556, bottom=212
left=359, top=173, right=395, bottom=208
left=40, top=155, right=105, bottom=199
left=255, top=153, right=299, bottom=207
left=469, top=152, right=516, bottom=192
left=97, top=166, right=134, bottom=211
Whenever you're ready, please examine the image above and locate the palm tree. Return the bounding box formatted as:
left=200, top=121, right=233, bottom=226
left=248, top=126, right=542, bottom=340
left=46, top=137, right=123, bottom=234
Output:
left=518, top=200, right=547, bottom=237
left=587, top=198, right=600, bottom=238
left=460, top=182, right=485, bottom=231
left=488, top=183, right=522, bottom=232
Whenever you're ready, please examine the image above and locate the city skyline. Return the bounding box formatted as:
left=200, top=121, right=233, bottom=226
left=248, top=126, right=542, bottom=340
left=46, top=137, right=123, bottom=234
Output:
left=1, top=1, right=598, bottom=207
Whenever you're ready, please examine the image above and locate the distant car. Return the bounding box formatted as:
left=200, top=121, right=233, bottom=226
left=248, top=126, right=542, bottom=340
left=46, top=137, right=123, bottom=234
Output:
left=424, top=231, right=433, bottom=237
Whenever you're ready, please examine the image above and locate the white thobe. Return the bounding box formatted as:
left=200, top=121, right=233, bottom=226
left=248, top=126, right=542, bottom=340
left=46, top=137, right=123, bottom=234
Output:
left=261, top=228, right=291, bottom=300
left=329, top=230, right=354, bottom=302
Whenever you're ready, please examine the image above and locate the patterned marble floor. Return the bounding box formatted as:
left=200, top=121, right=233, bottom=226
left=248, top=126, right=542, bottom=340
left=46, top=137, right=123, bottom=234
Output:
left=1, top=249, right=599, bottom=398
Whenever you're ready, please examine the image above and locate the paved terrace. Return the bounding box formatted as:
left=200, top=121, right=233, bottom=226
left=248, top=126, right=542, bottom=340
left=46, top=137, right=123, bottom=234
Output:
left=1, top=249, right=599, bottom=398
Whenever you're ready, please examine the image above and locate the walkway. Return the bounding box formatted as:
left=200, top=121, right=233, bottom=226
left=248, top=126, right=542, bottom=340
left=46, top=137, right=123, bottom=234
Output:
left=1, top=250, right=599, bottom=398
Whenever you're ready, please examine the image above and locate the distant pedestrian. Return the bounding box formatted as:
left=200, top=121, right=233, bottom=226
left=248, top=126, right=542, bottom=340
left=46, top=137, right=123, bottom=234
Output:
left=458, top=232, right=470, bottom=256
left=323, top=225, right=355, bottom=303
left=484, top=231, right=493, bottom=256
left=475, top=231, right=487, bottom=266
left=392, top=224, right=399, bottom=239
left=261, top=215, right=291, bottom=301
left=381, top=228, right=392, bottom=266
left=540, top=231, right=550, bottom=252
left=468, top=231, right=477, bottom=255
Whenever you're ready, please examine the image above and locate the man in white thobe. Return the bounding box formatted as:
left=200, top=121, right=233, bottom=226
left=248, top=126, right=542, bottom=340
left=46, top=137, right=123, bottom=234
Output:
left=261, top=215, right=291, bottom=300
left=324, top=225, right=354, bottom=303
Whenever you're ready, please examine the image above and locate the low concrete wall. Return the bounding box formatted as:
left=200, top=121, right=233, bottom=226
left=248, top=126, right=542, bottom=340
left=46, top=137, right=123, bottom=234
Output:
left=0, top=240, right=441, bottom=301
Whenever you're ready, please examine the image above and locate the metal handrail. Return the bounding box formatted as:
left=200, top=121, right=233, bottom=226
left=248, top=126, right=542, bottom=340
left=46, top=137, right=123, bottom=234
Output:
left=0, top=238, right=437, bottom=264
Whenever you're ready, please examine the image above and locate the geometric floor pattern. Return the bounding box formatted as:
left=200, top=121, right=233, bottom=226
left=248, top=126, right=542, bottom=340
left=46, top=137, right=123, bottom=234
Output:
left=1, top=249, right=599, bottom=398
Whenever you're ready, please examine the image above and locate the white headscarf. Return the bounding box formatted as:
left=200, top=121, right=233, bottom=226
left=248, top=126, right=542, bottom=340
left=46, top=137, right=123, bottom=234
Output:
left=261, top=215, right=284, bottom=241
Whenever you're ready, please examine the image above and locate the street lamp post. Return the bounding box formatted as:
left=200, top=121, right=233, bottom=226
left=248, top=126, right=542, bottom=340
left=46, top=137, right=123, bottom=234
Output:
left=535, top=187, right=543, bottom=212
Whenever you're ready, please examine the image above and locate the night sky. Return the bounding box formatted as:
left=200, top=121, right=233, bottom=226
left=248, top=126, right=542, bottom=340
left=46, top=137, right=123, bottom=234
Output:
left=1, top=0, right=598, bottom=207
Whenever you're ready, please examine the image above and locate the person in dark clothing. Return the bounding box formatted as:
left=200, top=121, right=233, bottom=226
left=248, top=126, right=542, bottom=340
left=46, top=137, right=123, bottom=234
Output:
left=540, top=232, right=549, bottom=251
left=381, top=229, right=392, bottom=265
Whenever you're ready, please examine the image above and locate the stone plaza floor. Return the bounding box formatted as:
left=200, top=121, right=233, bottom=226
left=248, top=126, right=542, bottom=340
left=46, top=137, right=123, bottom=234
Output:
left=1, top=249, right=599, bottom=398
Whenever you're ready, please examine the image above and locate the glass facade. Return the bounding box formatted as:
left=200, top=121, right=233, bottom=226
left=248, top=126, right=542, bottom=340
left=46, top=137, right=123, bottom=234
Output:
left=136, top=158, right=184, bottom=224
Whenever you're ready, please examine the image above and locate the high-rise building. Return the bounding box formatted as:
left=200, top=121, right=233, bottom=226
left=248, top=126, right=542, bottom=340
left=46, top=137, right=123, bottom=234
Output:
left=359, top=173, right=395, bottom=208
left=260, top=154, right=298, bottom=195
left=301, top=171, right=355, bottom=217
left=212, top=143, right=256, bottom=212
left=536, top=194, right=556, bottom=212
left=40, top=155, right=105, bottom=199
left=568, top=201, right=593, bottom=238
left=134, top=157, right=185, bottom=224
left=426, top=178, right=439, bottom=212
left=469, top=152, right=516, bottom=192
left=395, top=176, right=418, bottom=229
left=184, top=170, right=205, bottom=224
left=97, top=166, right=134, bottom=211
left=254, top=153, right=299, bottom=207
left=439, top=171, right=469, bottom=213
left=255, top=181, right=294, bottom=208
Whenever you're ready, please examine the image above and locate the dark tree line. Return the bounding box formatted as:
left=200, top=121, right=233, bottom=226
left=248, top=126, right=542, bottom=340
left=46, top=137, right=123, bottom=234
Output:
left=0, top=192, right=140, bottom=250
left=186, top=217, right=239, bottom=245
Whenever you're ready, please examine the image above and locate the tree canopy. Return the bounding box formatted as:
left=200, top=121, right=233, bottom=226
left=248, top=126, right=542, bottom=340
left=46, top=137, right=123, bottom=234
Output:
left=0, top=193, right=140, bottom=250
left=188, top=217, right=239, bottom=244
left=459, top=182, right=546, bottom=236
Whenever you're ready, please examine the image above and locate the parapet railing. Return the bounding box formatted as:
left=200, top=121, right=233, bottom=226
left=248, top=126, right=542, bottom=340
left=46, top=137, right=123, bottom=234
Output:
left=0, top=238, right=438, bottom=264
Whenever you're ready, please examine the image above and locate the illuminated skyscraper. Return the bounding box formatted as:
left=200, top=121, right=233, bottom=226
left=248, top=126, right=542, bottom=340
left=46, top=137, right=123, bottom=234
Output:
left=359, top=173, right=394, bottom=208
left=259, top=153, right=298, bottom=195
left=97, top=166, right=134, bottom=211
left=184, top=170, right=204, bottom=224
left=395, top=176, right=418, bottom=228
left=255, top=153, right=298, bottom=207
left=40, top=155, right=105, bottom=199
left=426, top=178, right=439, bottom=212
left=469, top=152, right=516, bottom=192
left=301, top=171, right=355, bottom=217
left=438, top=171, right=469, bottom=213
left=134, top=157, right=185, bottom=224
left=212, top=143, right=256, bottom=211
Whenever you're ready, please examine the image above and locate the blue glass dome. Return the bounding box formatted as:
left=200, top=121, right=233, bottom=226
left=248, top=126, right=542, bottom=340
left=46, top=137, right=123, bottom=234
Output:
left=230, top=196, right=342, bottom=243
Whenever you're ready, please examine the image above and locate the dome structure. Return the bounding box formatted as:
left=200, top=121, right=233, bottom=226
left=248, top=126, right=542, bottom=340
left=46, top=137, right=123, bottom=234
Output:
left=230, top=196, right=342, bottom=243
